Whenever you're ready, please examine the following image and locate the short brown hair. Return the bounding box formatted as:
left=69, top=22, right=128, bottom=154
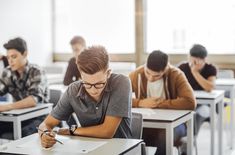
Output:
left=3, top=37, right=27, bottom=54
left=70, top=36, right=86, bottom=47
left=147, top=50, right=168, bottom=72
left=76, top=45, right=109, bottom=74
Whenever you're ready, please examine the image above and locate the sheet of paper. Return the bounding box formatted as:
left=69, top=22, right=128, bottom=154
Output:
left=132, top=108, right=156, bottom=116
left=17, top=135, right=107, bottom=154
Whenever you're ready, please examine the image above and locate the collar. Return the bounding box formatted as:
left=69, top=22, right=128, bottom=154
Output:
left=12, top=62, right=30, bottom=81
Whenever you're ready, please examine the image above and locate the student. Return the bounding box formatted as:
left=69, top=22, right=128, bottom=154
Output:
left=0, top=53, right=9, bottom=68
left=129, top=50, right=196, bottom=155
left=179, top=44, right=217, bottom=136
left=63, top=36, right=86, bottom=86
left=0, top=53, right=9, bottom=76
left=0, top=53, right=9, bottom=101
left=38, top=46, right=132, bottom=148
left=0, top=37, right=49, bottom=137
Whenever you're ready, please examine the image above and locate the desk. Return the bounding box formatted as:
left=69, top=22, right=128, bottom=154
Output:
left=0, top=133, right=143, bottom=155
left=0, top=103, right=53, bottom=140
left=216, top=78, right=235, bottom=149
left=132, top=108, right=193, bottom=155
left=194, top=90, right=224, bottom=155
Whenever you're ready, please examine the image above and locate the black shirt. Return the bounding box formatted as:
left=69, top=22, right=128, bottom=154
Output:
left=63, top=57, right=81, bottom=86
left=179, top=62, right=217, bottom=90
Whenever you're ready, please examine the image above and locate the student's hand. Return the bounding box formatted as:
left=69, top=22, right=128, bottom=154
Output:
left=40, top=131, right=57, bottom=148
left=0, top=104, right=12, bottom=112
left=138, top=98, right=159, bottom=108
left=155, top=98, right=164, bottom=105
left=190, top=59, right=204, bottom=72
left=57, top=128, right=70, bottom=135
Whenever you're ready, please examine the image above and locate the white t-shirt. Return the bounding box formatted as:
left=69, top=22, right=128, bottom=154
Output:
left=147, top=78, right=165, bottom=99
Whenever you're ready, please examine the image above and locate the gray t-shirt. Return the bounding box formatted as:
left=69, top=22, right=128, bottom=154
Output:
left=51, top=73, right=132, bottom=138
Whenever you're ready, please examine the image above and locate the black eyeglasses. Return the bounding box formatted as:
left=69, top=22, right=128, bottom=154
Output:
left=81, top=81, right=106, bottom=89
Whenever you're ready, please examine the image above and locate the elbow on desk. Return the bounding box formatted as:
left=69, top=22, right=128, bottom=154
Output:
left=185, top=98, right=197, bottom=110
left=100, top=130, right=115, bottom=139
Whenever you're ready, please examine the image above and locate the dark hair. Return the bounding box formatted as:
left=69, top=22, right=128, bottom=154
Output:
left=147, top=50, right=168, bottom=72
left=190, top=44, right=207, bottom=59
left=70, top=36, right=86, bottom=47
left=3, top=37, right=27, bottom=54
left=76, top=45, right=109, bottom=74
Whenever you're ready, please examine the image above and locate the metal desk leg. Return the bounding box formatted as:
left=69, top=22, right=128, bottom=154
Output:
left=230, top=86, right=235, bottom=149
left=13, top=118, right=21, bottom=140
left=219, top=98, right=224, bottom=155
left=187, top=114, right=193, bottom=155
left=210, top=102, right=216, bottom=155
left=166, top=124, right=174, bottom=155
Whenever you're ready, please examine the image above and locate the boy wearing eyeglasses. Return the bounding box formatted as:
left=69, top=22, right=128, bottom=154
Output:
left=38, top=46, right=132, bottom=148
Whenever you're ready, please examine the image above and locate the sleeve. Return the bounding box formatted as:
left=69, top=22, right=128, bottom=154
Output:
left=178, top=63, right=187, bottom=72
left=129, top=71, right=140, bottom=107
left=157, top=72, right=196, bottom=110
left=207, top=64, right=217, bottom=77
left=50, top=87, right=73, bottom=120
left=106, top=75, right=132, bottom=118
left=28, top=68, right=48, bottom=102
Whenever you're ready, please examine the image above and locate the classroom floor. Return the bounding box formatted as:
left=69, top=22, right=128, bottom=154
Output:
left=196, top=122, right=234, bottom=155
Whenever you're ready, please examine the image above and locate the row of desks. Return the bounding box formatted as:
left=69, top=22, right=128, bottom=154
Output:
left=0, top=78, right=234, bottom=155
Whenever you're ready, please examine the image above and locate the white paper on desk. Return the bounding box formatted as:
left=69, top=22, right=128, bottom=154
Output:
left=16, top=135, right=70, bottom=149
left=132, top=108, right=155, bottom=116
left=53, top=139, right=107, bottom=153
left=17, top=135, right=107, bottom=154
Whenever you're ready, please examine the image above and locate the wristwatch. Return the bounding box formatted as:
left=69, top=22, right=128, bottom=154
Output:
left=69, top=125, right=78, bottom=135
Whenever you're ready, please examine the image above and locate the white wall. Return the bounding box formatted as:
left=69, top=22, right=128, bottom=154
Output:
left=0, top=0, right=52, bottom=66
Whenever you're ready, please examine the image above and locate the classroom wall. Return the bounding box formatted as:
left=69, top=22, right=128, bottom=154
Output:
left=0, top=0, right=52, bottom=66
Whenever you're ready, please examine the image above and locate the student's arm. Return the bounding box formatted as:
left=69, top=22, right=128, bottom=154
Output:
left=191, top=71, right=216, bottom=92
left=57, top=116, right=122, bottom=138
left=70, top=116, right=122, bottom=138
left=0, top=96, right=36, bottom=112
left=157, top=72, right=196, bottom=110
left=129, top=70, right=153, bottom=108
left=190, top=60, right=216, bottom=92
left=39, top=115, right=61, bottom=148
left=136, top=98, right=158, bottom=108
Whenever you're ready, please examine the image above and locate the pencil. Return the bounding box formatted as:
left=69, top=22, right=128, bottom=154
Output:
left=36, top=127, right=63, bottom=145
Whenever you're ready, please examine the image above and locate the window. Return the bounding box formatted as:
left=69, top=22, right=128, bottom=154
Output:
left=55, top=0, right=135, bottom=53
left=147, top=0, right=235, bottom=54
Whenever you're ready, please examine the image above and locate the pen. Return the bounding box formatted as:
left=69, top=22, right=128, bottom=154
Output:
left=36, top=127, right=63, bottom=145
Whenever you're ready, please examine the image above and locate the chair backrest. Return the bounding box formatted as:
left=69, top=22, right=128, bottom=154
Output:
left=131, top=112, right=143, bottom=139
left=49, top=89, right=62, bottom=106
left=217, top=69, right=234, bottom=79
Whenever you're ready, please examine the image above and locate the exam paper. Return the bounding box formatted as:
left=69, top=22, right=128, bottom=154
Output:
left=17, top=135, right=107, bottom=154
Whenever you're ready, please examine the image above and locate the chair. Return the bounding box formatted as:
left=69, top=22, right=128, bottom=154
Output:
left=131, top=112, right=143, bottom=139
left=49, top=89, right=62, bottom=106
left=131, top=112, right=157, bottom=155
left=48, top=89, right=81, bottom=127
